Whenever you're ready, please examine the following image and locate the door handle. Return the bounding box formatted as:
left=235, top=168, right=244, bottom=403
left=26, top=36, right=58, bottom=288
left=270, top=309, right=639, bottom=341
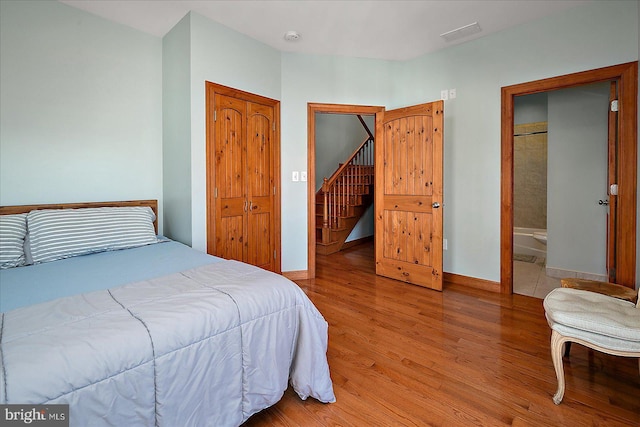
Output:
left=598, top=199, right=609, bottom=206
left=432, top=202, right=440, bottom=209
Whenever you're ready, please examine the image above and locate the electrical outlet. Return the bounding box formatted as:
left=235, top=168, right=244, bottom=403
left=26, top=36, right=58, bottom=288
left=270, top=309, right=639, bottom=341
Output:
left=300, top=171, right=307, bottom=182
left=440, top=90, right=448, bottom=101
left=292, top=171, right=299, bottom=182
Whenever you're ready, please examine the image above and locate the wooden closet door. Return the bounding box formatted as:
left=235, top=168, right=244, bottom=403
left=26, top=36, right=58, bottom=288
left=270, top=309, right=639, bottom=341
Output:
left=246, top=102, right=275, bottom=271
left=213, top=94, right=247, bottom=262
left=207, top=82, right=281, bottom=273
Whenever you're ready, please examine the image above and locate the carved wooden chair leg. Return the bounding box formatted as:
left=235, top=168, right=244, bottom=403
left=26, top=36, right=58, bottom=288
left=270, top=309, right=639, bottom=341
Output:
left=550, top=330, right=567, bottom=405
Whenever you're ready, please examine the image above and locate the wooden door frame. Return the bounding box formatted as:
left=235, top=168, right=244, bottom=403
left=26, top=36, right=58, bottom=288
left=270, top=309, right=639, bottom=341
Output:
left=205, top=81, right=282, bottom=273
left=307, top=103, right=384, bottom=279
left=501, top=62, right=638, bottom=293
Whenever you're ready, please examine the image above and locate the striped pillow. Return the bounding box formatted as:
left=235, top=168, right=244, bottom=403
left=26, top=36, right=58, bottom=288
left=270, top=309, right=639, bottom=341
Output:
left=0, top=213, right=27, bottom=269
left=27, top=206, right=158, bottom=264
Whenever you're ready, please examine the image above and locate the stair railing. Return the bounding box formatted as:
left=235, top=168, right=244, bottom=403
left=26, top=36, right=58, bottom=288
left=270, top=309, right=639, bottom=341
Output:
left=321, top=135, right=374, bottom=233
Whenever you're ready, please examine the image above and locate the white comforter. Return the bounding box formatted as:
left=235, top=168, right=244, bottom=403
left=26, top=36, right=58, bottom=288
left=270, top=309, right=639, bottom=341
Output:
left=0, top=260, right=335, bottom=426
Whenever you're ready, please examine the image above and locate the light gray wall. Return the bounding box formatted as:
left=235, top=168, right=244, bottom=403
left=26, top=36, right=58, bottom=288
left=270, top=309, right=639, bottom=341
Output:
left=0, top=1, right=163, bottom=227
left=547, top=83, right=609, bottom=277
left=280, top=53, right=394, bottom=269
left=160, top=12, right=282, bottom=252
left=187, top=12, right=282, bottom=252
left=514, top=93, right=548, bottom=125
left=162, top=14, right=192, bottom=244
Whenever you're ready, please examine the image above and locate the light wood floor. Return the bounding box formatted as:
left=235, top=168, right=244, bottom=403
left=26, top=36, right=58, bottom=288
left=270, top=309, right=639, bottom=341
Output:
left=244, top=242, right=639, bottom=426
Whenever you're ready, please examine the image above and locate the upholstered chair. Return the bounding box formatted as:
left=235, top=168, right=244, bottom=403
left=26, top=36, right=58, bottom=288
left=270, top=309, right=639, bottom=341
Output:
left=543, top=288, right=640, bottom=404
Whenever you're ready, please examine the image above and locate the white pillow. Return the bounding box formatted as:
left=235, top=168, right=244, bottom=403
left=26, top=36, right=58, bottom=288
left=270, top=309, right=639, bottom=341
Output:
left=27, top=206, right=158, bottom=264
left=0, top=213, right=27, bottom=269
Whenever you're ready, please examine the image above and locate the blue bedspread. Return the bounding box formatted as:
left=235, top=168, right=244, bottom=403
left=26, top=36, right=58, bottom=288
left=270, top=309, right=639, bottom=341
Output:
left=0, top=240, right=221, bottom=312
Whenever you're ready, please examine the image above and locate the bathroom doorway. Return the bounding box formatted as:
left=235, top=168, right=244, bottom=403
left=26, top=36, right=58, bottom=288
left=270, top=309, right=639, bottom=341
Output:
left=501, top=61, right=638, bottom=294
left=512, top=82, right=611, bottom=298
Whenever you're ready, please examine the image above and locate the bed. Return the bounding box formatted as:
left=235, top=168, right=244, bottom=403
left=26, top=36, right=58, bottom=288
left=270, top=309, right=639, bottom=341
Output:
left=0, top=200, right=335, bottom=426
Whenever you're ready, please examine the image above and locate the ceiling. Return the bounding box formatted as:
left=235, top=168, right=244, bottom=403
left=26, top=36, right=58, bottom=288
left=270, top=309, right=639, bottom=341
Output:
left=59, top=0, right=592, bottom=61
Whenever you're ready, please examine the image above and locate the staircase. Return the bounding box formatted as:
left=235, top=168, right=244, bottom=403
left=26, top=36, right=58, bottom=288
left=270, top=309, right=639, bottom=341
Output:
left=316, top=116, right=374, bottom=255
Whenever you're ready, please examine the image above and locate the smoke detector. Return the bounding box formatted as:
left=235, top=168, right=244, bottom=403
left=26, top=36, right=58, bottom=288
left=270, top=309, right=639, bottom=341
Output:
left=284, top=31, right=301, bottom=42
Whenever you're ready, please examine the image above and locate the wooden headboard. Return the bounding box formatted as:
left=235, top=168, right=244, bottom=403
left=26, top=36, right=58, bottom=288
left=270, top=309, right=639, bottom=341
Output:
left=0, top=200, right=159, bottom=233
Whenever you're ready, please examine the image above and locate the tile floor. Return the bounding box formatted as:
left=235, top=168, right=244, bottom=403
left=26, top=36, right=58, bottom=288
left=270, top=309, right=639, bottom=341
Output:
left=513, top=256, right=561, bottom=299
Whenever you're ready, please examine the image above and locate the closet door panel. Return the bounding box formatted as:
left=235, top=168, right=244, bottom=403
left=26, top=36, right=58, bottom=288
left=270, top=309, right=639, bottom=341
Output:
left=214, top=94, right=247, bottom=262
left=247, top=102, right=275, bottom=270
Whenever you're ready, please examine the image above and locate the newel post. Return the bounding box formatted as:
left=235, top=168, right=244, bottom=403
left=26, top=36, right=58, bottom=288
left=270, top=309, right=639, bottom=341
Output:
left=322, top=177, right=329, bottom=229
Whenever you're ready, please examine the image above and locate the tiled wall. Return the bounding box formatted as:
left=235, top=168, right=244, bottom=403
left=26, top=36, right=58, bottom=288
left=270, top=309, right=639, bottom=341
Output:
left=514, top=122, right=547, bottom=229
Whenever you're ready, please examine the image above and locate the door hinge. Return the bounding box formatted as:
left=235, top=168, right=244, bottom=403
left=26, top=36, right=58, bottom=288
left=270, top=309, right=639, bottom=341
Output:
left=273, top=122, right=276, bottom=131
left=214, top=187, right=218, bottom=198
left=273, top=186, right=276, bottom=195
left=610, top=100, right=619, bottom=112
left=214, top=110, right=217, bottom=121
left=274, top=250, right=277, bottom=260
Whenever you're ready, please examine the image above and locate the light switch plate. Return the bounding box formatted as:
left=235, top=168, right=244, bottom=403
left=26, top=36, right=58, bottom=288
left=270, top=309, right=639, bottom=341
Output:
left=440, top=90, right=448, bottom=101
left=300, top=171, right=307, bottom=182
left=292, top=171, right=299, bottom=182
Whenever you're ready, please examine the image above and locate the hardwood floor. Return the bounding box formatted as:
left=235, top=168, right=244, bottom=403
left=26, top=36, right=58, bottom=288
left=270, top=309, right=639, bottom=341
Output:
left=244, top=242, right=639, bottom=426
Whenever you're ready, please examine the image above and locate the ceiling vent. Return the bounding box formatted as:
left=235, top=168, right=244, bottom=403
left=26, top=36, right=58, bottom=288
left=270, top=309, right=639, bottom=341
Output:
left=440, top=22, right=481, bottom=42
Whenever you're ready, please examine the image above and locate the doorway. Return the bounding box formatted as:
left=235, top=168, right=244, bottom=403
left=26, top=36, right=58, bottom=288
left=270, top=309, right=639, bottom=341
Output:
left=307, top=104, right=384, bottom=278
left=501, top=62, right=638, bottom=294
left=307, top=101, right=445, bottom=291
left=513, top=83, right=611, bottom=298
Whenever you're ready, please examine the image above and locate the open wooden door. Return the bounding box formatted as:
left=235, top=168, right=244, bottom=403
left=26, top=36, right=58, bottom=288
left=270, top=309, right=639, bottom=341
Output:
left=375, top=101, right=444, bottom=290
left=606, top=81, right=618, bottom=283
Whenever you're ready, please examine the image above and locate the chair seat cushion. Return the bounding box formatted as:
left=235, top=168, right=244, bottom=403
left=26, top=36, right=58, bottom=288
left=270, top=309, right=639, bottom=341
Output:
left=544, top=288, right=640, bottom=351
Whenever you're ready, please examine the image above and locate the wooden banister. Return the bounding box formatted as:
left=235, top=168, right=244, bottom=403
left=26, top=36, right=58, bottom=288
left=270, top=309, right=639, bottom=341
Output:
left=320, top=136, right=374, bottom=239
left=357, top=114, right=374, bottom=140
left=323, top=136, right=372, bottom=191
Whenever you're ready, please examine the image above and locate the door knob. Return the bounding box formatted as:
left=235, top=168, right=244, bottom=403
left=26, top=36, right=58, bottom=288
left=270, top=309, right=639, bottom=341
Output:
left=598, top=199, right=609, bottom=206
left=432, top=202, right=440, bottom=209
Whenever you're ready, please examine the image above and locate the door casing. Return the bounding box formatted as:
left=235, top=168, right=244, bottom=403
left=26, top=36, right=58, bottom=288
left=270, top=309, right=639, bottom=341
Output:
left=501, top=62, right=638, bottom=293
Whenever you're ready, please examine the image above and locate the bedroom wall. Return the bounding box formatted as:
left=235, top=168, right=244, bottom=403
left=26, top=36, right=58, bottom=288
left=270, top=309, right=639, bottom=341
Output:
left=0, top=1, right=163, bottom=225
left=162, top=14, right=192, bottom=245
left=394, top=0, right=639, bottom=283
left=163, top=12, right=284, bottom=252
left=280, top=53, right=394, bottom=271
